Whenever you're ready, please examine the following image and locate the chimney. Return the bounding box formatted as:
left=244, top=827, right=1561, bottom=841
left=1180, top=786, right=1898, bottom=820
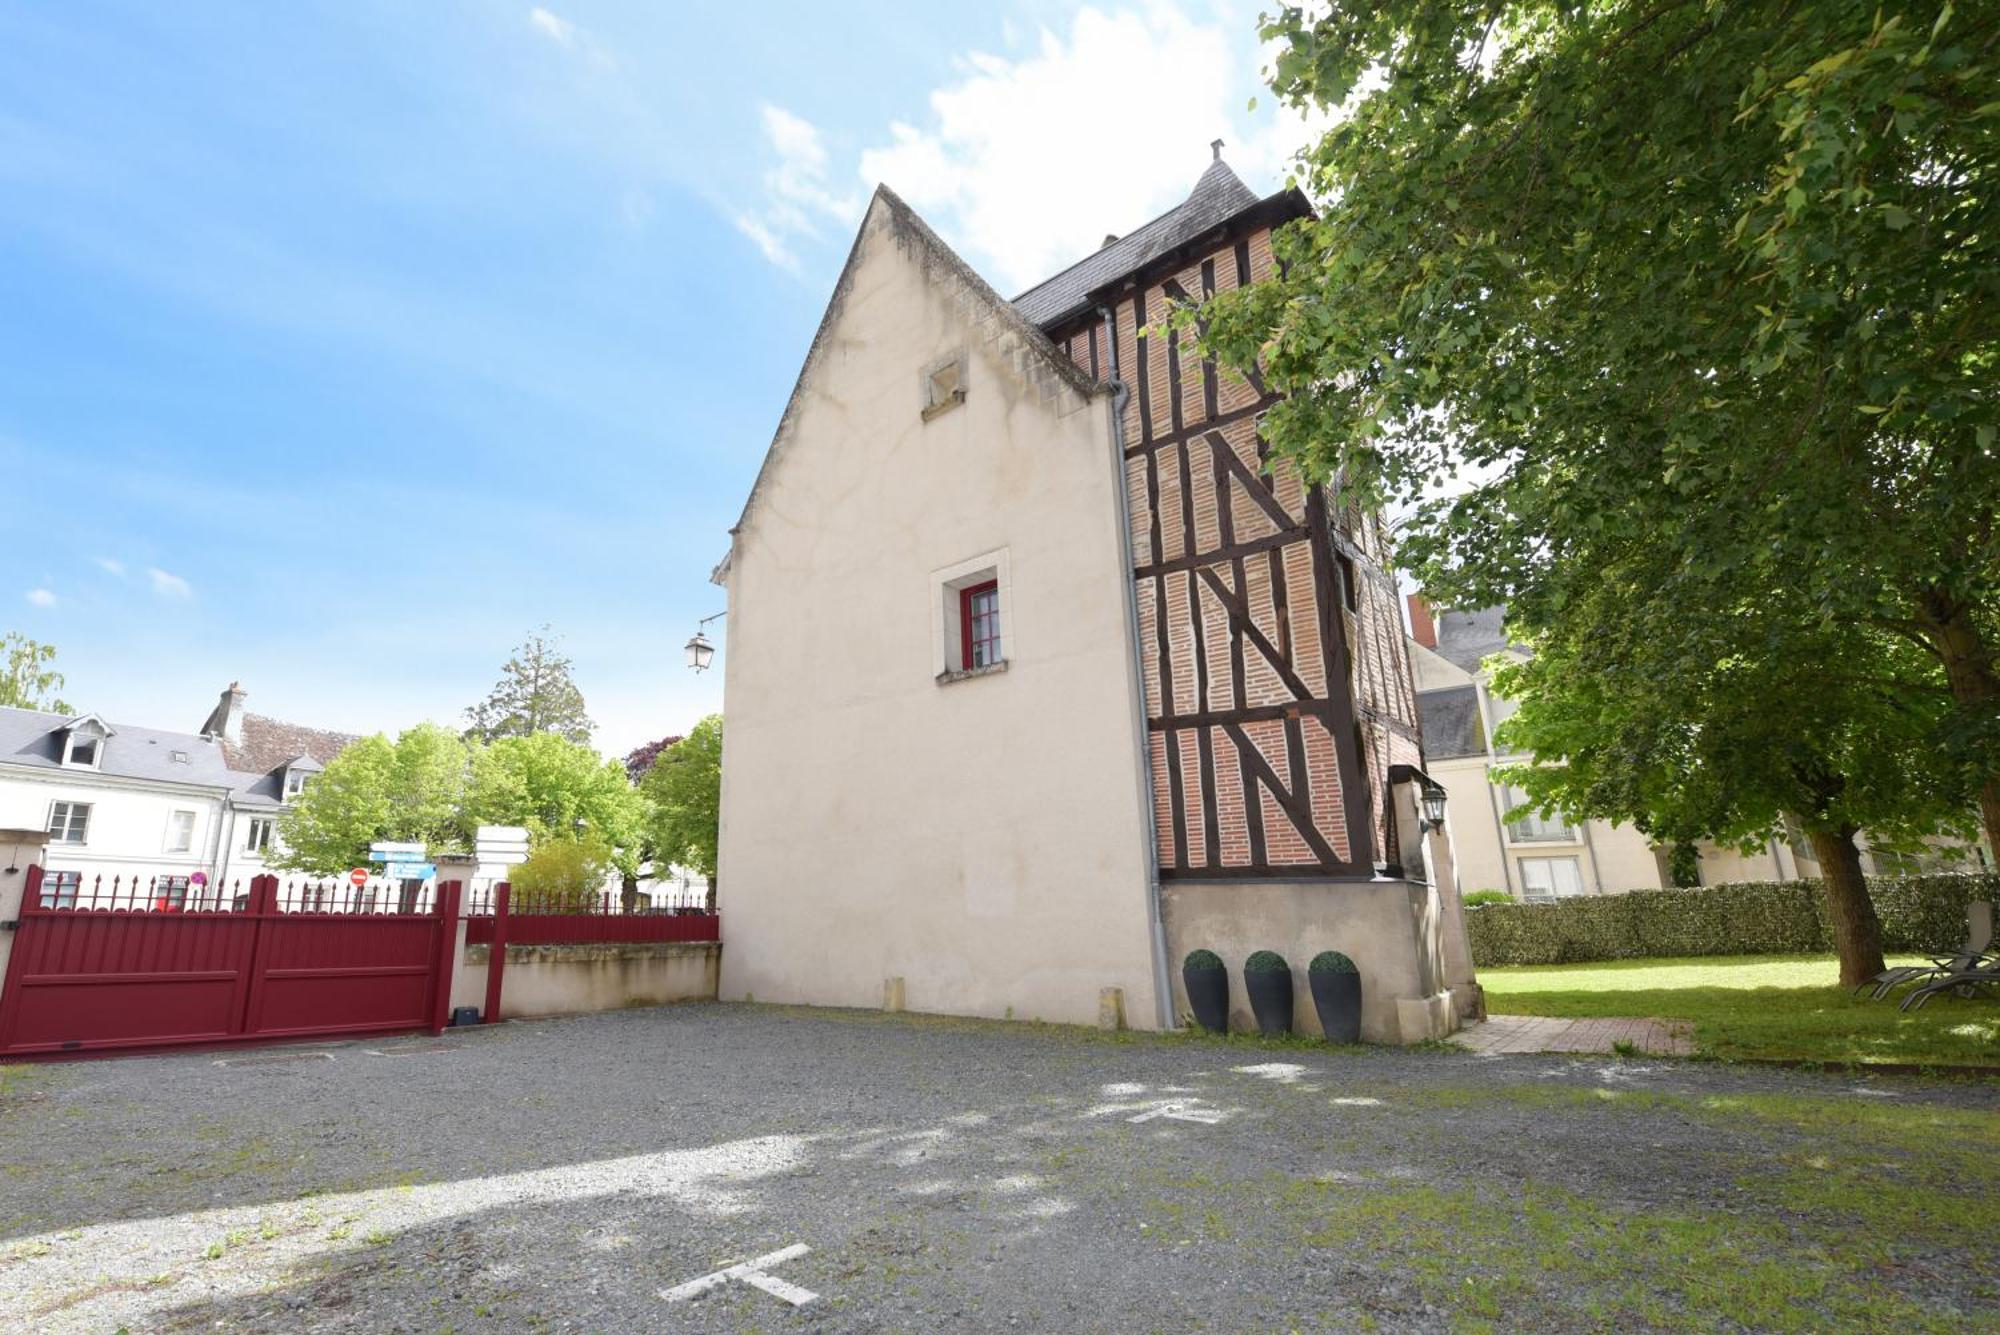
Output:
left=1101, top=233, right=1120, bottom=250
left=202, top=681, right=248, bottom=746
left=1406, top=594, right=1438, bottom=650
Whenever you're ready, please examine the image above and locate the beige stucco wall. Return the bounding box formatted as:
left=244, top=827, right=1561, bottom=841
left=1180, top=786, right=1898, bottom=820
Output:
left=456, top=942, right=719, bottom=1021
left=1160, top=878, right=1465, bottom=1044
left=715, top=196, right=1164, bottom=1030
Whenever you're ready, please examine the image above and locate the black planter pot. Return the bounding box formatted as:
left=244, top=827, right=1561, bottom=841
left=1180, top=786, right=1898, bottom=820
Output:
left=1183, top=964, right=1230, bottom=1033
left=1245, top=967, right=1294, bottom=1036
left=1310, top=970, right=1363, bottom=1044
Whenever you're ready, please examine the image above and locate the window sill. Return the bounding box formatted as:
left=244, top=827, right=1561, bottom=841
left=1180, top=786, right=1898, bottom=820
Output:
left=920, top=389, right=967, bottom=422
left=936, top=658, right=1008, bottom=687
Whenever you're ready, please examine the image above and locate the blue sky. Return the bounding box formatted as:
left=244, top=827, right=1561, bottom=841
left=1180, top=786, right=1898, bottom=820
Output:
left=0, top=1, right=1316, bottom=756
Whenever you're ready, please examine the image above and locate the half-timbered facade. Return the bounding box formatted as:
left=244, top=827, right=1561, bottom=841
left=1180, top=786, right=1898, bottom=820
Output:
left=715, top=150, right=1474, bottom=1043
left=1026, top=156, right=1424, bottom=885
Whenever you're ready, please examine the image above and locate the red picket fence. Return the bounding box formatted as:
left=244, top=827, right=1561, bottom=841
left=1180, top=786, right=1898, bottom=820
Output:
left=0, top=867, right=462, bottom=1059
left=462, top=882, right=719, bottom=1025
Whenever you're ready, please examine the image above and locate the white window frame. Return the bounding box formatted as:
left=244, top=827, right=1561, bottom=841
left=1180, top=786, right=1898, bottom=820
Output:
left=1499, top=784, right=1578, bottom=845
left=48, top=800, right=91, bottom=845
left=284, top=768, right=309, bottom=800
left=61, top=732, right=102, bottom=770
left=245, top=816, right=274, bottom=854
left=163, top=809, right=197, bottom=854
left=1518, top=855, right=1586, bottom=901
left=930, top=548, right=1012, bottom=684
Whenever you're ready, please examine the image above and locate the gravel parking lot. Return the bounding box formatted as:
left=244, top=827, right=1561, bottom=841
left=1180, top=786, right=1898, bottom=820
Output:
left=1, top=1004, right=1996, bottom=1332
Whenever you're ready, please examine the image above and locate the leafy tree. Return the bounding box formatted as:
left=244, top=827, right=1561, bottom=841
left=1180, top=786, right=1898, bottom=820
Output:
left=622, top=733, right=684, bottom=782
left=639, top=714, right=721, bottom=896
left=507, top=833, right=614, bottom=910
left=464, top=626, right=593, bottom=744
left=1494, top=568, right=1971, bottom=983
left=1195, top=3, right=2000, bottom=849
left=1, top=633, right=68, bottom=712
left=272, top=724, right=471, bottom=874
left=464, top=732, right=649, bottom=876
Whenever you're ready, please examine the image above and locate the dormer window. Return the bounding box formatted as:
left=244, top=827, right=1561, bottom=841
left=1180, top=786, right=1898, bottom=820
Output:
left=57, top=716, right=112, bottom=770
left=285, top=769, right=310, bottom=800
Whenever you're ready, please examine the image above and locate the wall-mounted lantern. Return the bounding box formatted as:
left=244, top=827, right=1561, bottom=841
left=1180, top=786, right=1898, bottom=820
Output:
left=684, top=611, right=726, bottom=673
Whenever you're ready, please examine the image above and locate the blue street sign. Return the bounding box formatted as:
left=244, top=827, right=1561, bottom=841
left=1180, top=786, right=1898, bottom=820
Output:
left=385, top=861, right=436, bottom=881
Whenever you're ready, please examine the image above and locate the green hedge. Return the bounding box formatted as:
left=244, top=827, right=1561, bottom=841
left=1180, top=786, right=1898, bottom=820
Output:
left=1465, top=874, right=1999, bottom=967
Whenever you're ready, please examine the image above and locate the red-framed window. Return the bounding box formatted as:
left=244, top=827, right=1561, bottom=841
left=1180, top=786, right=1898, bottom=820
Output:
left=960, top=579, right=1001, bottom=670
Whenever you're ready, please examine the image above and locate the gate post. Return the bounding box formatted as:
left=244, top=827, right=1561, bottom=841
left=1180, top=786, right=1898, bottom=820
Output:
left=428, top=879, right=463, bottom=1036
left=0, top=832, right=52, bottom=1054
left=483, top=881, right=510, bottom=1025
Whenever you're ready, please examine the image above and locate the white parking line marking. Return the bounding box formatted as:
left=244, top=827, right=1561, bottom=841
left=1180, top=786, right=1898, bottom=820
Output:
left=1127, top=1101, right=1225, bottom=1125
left=662, top=1243, right=817, bottom=1307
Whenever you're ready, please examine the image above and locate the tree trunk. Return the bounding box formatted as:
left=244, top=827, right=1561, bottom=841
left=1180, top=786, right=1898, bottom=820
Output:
left=1806, top=826, right=1885, bottom=986
left=1927, top=601, right=2000, bottom=859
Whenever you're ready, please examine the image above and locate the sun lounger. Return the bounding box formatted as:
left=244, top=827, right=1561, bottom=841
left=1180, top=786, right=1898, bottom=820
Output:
left=1861, top=902, right=1994, bottom=1000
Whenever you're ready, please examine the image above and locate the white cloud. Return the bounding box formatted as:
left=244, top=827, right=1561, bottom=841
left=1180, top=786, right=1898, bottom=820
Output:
left=528, top=7, right=577, bottom=46
left=734, top=105, right=863, bottom=273
left=725, top=4, right=1338, bottom=291
left=25, top=588, right=56, bottom=607
left=148, top=567, right=192, bottom=599
left=856, top=7, right=1244, bottom=291
left=93, top=556, right=125, bottom=577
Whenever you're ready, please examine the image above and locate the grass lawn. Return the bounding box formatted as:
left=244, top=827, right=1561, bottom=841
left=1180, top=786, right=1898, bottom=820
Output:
left=1480, top=952, right=2000, bottom=1069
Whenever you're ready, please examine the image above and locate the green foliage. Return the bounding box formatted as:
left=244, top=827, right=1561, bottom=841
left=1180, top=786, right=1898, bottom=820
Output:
left=1466, top=874, right=1997, bottom=967
left=638, top=714, right=721, bottom=881
left=463, top=626, right=593, bottom=745
left=1243, top=950, right=1291, bottom=975
left=1183, top=948, right=1224, bottom=972
left=1462, top=889, right=1514, bottom=907
left=465, top=732, right=649, bottom=876
left=1308, top=950, right=1357, bottom=976
left=1197, top=1, right=2000, bottom=845
left=1666, top=842, right=1702, bottom=890
left=0, top=633, right=67, bottom=712
left=273, top=725, right=471, bottom=874
left=507, top=833, right=613, bottom=909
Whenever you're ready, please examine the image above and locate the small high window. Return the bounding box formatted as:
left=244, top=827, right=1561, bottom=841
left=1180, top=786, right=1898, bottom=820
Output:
left=921, top=352, right=967, bottom=421
left=245, top=817, right=274, bottom=853
left=48, top=800, right=91, bottom=844
left=961, top=580, right=1001, bottom=670
left=63, top=734, right=100, bottom=768
left=284, top=769, right=310, bottom=800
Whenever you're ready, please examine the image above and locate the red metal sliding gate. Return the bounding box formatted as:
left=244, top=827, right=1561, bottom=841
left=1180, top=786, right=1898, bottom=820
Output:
left=0, top=867, right=461, bottom=1059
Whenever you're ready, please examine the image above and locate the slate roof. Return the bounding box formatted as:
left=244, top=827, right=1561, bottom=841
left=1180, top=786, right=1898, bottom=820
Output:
left=1432, top=606, right=1514, bottom=673
left=0, top=706, right=242, bottom=790
left=0, top=704, right=357, bottom=809
left=1415, top=685, right=1487, bottom=761
left=1011, top=158, right=1303, bottom=329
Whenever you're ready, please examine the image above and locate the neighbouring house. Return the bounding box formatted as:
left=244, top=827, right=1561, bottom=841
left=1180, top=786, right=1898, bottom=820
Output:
left=1409, top=597, right=1993, bottom=899
left=711, top=148, right=1476, bottom=1042
left=0, top=682, right=355, bottom=902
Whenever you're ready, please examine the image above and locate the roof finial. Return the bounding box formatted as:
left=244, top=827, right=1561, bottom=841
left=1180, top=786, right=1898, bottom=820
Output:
left=1211, top=138, right=1225, bottom=162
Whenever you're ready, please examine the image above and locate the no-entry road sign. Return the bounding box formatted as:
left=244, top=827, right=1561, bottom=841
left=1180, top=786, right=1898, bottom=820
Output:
left=348, top=867, right=369, bottom=889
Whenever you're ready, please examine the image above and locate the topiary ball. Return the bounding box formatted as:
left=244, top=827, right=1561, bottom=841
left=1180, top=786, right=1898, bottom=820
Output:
left=1183, top=948, right=1224, bottom=972
left=1310, top=950, right=1358, bottom=975
left=1243, top=950, right=1291, bottom=974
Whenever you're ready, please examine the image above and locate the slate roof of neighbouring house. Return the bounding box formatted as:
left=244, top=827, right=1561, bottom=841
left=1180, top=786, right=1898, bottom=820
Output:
left=1415, top=685, right=1487, bottom=760
left=0, top=706, right=242, bottom=789
left=1432, top=606, right=1514, bottom=674
left=1011, top=157, right=1306, bottom=329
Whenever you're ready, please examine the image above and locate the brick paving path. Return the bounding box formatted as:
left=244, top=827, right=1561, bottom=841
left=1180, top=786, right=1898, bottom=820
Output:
left=1450, top=1014, right=1694, bottom=1057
